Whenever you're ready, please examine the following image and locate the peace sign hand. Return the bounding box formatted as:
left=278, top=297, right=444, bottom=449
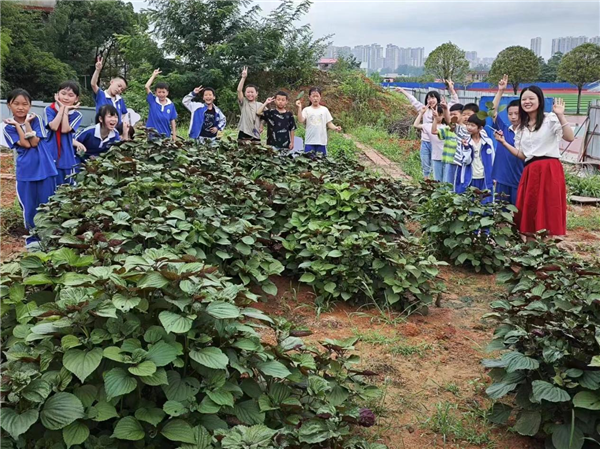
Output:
left=95, top=57, right=103, bottom=71
left=264, top=97, right=275, bottom=105
left=193, top=85, right=204, bottom=95
left=241, top=66, right=248, bottom=78
left=153, top=68, right=162, bottom=77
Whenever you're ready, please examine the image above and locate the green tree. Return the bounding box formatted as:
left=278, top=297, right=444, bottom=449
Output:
left=539, top=52, right=563, bottom=82
left=44, top=0, right=139, bottom=80
left=488, top=46, right=540, bottom=94
left=0, top=2, right=76, bottom=99
left=558, top=43, right=600, bottom=114
left=424, top=42, right=469, bottom=86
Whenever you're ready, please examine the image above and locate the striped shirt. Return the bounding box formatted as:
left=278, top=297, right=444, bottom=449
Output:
left=438, top=126, right=459, bottom=164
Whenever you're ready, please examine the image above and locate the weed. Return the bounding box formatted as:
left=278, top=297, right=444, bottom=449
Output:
left=0, top=202, right=25, bottom=238
left=423, top=401, right=496, bottom=447
left=567, top=207, right=600, bottom=231
left=352, top=328, right=432, bottom=358
left=388, top=340, right=432, bottom=357
left=444, top=382, right=461, bottom=396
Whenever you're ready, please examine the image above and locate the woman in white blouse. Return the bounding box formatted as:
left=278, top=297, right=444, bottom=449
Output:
left=495, top=86, right=574, bottom=237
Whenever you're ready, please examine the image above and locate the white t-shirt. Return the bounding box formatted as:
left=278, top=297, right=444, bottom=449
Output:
left=302, top=105, right=333, bottom=145
left=421, top=124, right=445, bottom=161
left=514, top=113, right=563, bottom=161
left=471, top=140, right=484, bottom=179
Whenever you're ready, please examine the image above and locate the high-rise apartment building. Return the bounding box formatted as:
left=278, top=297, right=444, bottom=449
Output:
left=530, top=37, right=542, bottom=57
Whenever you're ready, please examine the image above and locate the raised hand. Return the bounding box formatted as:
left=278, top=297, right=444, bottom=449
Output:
left=264, top=96, right=274, bottom=105
left=440, top=97, right=448, bottom=110
left=420, top=106, right=428, bottom=115
left=445, top=78, right=455, bottom=90
left=553, top=98, right=566, bottom=116
left=241, top=66, right=248, bottom=78
left=432, top=108, right=439, bottom=119
left=498, top=74, right=508, bottom=90
left=295, top=99, right=302, bottom=108
left=193, top=85, right=204, bottom=95
left=152, top=68, right=162, bottom=77
left=95, top=57, right=103, bottom=71
left=394, top=87, right=407, bottom=94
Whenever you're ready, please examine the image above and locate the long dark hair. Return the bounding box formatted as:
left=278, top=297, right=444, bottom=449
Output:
left=425, top=91, right=441, bottom=105
left=95, top=104, right=118, bottom=125
left=519, top=86, right=545, bottom=131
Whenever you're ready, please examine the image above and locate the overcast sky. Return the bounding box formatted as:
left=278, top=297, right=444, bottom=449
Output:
left=133, top=1, right=600, bottom=59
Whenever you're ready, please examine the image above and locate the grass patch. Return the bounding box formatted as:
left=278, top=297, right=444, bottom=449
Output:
left=0, top=202, right=25, bottom=238
left=349, top=126, right=423, bottom=182
left=294, top=126, right=358, bottom=160
left=565, top=172, right=600, bottom=198
left=567, top=207, right=600, bottom=231
left=422, top=401, right=496, bottom=447
left=352, top=328, right=432, bottom=358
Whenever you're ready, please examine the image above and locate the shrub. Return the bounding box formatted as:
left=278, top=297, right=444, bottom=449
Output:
left=484, top=239, right=600, bottom=449
left=0, top=248, right=382, bottom=447
left=418, top=184, right=520, bottom=273
left=565, top=172, right=600, bottom=199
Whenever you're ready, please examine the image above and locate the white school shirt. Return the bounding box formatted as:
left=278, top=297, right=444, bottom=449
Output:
left=514, top=113, right=563, bottom=161
left=421, top=124, right=445, bottom=161
left=471, top=140, right=484, bottom=179
left=302, top=105, right=333, bottom=146
left=406, top=91, right=459, bottom=142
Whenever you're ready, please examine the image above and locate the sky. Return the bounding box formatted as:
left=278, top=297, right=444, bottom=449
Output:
left=132, top=0, right=600, bottom=60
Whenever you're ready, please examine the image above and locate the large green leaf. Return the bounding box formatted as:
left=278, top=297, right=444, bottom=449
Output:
left=112, top=416, right=145, bottom=441
left=513, top=410, right=541, bottom=436
left=531, top=380, right=571, bottom=403
left=22, top=379, right=52, bottom=403
left=207, top=389, right=235, bottom=407
left=502, top=352, right=540, bottom=372
left=257, top=361, right=291, bottom=379
left=63, top=348, right=103, bottom=383
left=40, top=393, right=85, bottom=430
left=89, top=401, right=119, bottom=422
left=573, top=391, right=600, bottom=410
left=552, top=423, right=585, bottom=449
left=161, top=419, right=196, bottom=443
left=159, top=311, right=193, bottom=334
left=0, top=408, right=39, bottom=439
left=135, top=407, right=165, bottom=426
left=190, top=347, right=229, bottom=370
left=234, top=400, right=265, bottom=425
left=205, top=301, right=241, bottom=319
left=63, top=421, right=89, bottom=448
left=162, top=371, right=200, bottom=402
left=103, top=368, right=138, bottom=400
left=139, top=368, right=169, bottom=386
left=129, top=360, right=157, bottom=377
left=138, top=272, right=170, bottom=289
left=146, top=341, right=179, bottom=366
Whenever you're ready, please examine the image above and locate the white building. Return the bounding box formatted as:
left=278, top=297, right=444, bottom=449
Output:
left=530, top=37, right=542, bottom=57
left=551, top=36, right=589, bottom=56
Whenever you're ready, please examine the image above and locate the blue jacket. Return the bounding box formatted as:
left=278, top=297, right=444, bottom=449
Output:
left=182, top=92, right=226, bottom=139
left=455, top=133, right=495, bottom=194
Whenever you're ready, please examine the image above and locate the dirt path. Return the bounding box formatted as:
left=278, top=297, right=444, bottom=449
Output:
left=345, top=133, right=413, bottom=182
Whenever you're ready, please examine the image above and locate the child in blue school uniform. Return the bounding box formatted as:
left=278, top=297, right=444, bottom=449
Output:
left=75, top=105, right=120, bottom=164
left=91, top=57, right=130, bottom=139
left=3, top=89, right=58, bottom=248
left=144, top=69, right=178, bottom=140
left=183, top=86, right=227, bottom=143
left=455, top=115, right=495, bottom=204
left=490, top=75, right=524, bottom=205
left=43, top=80, right=83, bottom=186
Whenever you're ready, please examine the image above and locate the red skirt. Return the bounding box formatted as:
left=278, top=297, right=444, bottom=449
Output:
left=515, top=158, right=566, bottom=236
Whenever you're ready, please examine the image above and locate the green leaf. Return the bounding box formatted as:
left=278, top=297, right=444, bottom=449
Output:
left=552, top=423, right=584, bottom=449
left=327, top=250, right=342, bottom=257
left=257, top=361, right=291, bottom=378
left=146, top=341, right=179, bottom=367
left=89, top=401, right=119, bottom=422
left=299, top=272, right=315, bottom=283
left=129, top=360, right=157, bottom=377
left=138, top=272, right=170, bottom=289
left=573, top=391, right=600, bottom=410
left=205, top=301, right=241, bottom=319
left=161, top=419, right=196, bottom=443
left=139, top=368, right=169, bottom=386
left=235, top=242, right=252, bottom=255
left=261, top=282, right=277, bottom=296
left=159, top=311, right=193, bottom=334
left=232, top=338, right=261, bottom=351
left=162, top=371, right=200, bottom=402
left=22, top=379, right=52, bottom=403
left=207, top=389, right=235, bottom=407
left=234, top=400, right=265, bottom=425
left=190, top=347, right=229, bottom=370
left=73, top=385, right=97, bottom=408
left=40, top=393, right=85, bottom=430
left=112, top=294, right=141, bottom=312
left=488, top=403, right=512, bottom=425
left=63, top=348, right=103, bottom=383
left=163, top=400, right=187, bottom=416
left=112, top=416, right=145, bottom=441
left=61, top=335, right=81, bottom=350
left=168, top=209, right=186, bottom=220
left=513, top=410, right=541, bottom=436
left=324, top=282, right=336, bottom=293
left=531, top=380, right=570, bottom=403
left=502, top=351, right=540, bottom=372
left=0, top=408, right=39, bottom=439
left=135, top=407, right=165, bottom=426
left=103, top=368, right=138, bottom=400
left=63, top=421, right=89, bottom=448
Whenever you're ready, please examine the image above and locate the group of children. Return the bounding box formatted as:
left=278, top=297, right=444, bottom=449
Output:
left=400, top=75, right=574, bottom=237
left=2, top=64, right=343, bottom=248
